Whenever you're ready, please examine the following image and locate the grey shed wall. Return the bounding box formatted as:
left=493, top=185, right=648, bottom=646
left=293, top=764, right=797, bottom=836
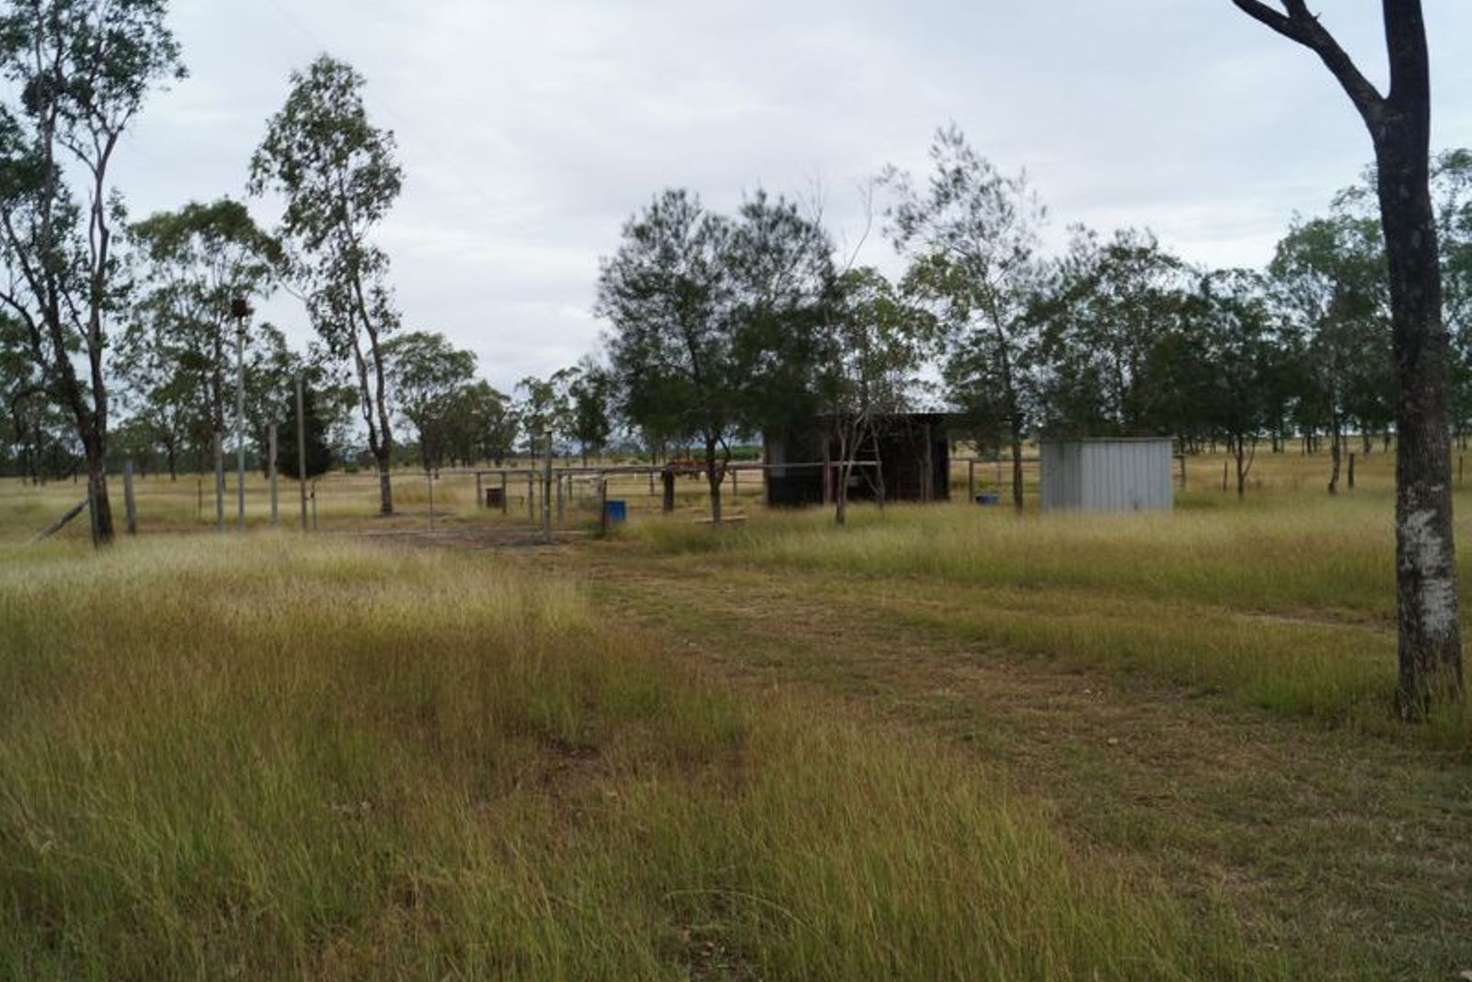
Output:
left=1040, top=439, right=1174, bottom=513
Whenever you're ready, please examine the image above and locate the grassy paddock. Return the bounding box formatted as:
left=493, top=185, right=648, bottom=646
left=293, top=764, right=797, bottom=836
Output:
left=0, top=537, right=1275, bottom=980
left=625, top=490, right=1472, bottom=747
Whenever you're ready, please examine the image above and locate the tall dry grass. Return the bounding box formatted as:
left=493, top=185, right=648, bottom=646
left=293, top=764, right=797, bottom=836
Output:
left=0, top=536, right=1281, bottom=980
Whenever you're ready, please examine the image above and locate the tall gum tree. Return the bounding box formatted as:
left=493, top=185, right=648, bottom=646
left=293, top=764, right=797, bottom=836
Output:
left=885, top=126, right=1047, bottom=511
left=249, top=55, right=403, bottom=516
left=1230, top=0, right=1462, bottom=716
left=0, top=0, right=184, bottom=544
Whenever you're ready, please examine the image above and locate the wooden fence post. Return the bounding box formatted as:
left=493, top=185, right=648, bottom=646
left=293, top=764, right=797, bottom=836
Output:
left=214, top=431, right=225, bottom=532
left=123, top=459, right=137, bottom=536
left=427, top=470, right=435, bottom=531
left=662, top=468, right=676, bottom=513
left=968, top=460, right=976, bottom=502
left=1348, top=453, right=1356, bottom=491
left=1222, top=460, right=1228, bottom=493
left=556, top=471, right=565, bottom=526
left=296, top=376, right=308, bottom=532
left=542, top=440, right=554, bottom=543
left=476, top=472, right=484, bottom=510
left=598, top=475, right=609, bottom=537
left=268, top=424, right=279, bottom=526
left=1178, top=454, right=1186, bottom=490
left=501, top=472, right=509, bottom=515
left=528, top=473, right=536, bottom=522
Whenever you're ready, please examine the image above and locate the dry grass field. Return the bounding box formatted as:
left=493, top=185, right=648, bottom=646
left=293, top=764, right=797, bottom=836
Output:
left=1, top=446, right=1469, bottom=979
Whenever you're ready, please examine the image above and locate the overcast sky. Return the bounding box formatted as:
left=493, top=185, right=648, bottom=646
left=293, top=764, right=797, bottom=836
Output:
left=115, top=1, right=1472, bottom=393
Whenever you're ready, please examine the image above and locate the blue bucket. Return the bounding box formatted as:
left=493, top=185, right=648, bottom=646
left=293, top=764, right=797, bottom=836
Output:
left=604, top=499, right=628, bottom=524
left=976, top=493, right=1000, bottom=506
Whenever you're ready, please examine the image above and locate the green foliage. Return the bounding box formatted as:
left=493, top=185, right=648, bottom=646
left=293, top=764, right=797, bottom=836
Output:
left=596, top=188, right=831, bottom=500
left=279, top=385, right=334, bottom=480
left=886, top=125, right=1047, bottom=454
left=382, top=330, right=477, bottom=471
left=0, top=0, right=185, bottom=538
left=250, top=55, right=402, bottom=496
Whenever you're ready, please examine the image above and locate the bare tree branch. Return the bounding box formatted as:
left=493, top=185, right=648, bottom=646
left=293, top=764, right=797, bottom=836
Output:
left=1230, top=0, right=1386, bottom=127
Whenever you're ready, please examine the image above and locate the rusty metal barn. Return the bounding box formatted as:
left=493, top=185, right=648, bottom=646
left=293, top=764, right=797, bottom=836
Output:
left=763, top=413, right=952, bottom=507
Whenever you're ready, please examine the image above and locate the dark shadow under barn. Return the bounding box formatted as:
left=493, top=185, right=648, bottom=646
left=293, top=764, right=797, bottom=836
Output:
left=764, top=413, right=952, bottom=507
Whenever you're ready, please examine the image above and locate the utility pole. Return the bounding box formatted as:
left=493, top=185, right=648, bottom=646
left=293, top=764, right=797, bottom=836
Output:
left=231, top=297, right=252, bottom=531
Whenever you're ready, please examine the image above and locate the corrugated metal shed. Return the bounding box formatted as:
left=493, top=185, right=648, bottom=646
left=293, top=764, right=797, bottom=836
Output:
left=1040, top=438, right=1174, bottom=513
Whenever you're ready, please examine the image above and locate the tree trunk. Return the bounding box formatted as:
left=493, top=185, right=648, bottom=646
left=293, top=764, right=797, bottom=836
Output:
left=705, top=437, right=722, bottom=524
left=376, top=454, right=393, bottom=516
left=85, top=438, right=113, bottom=546
left=1328, top=415, right=1342, bottom=495
left=1009, top=423, right=1024, bottom=512
left=1377, top=130, right=1465, bottom=716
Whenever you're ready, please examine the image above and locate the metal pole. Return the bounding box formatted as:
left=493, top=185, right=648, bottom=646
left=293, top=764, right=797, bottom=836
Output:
left=123, top=459, right=137, bottom=535
left=235, top=317, right=246, bottom=530
left=296, top=376, right=308, bottom=532
left=269, top=424, right=279, bottom=526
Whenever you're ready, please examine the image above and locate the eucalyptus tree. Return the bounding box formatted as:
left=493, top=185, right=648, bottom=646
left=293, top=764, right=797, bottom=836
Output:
left=0, top=0, right=184, bottom=543
left=1269, top=214, right=1388, bottom=493
left=885, top=125, right=1047, bottom=511
left=250, top=55, right=403, bottom=515
left=1229, top=0, right=1461, bottom=715
left=443, top=380, right=515, bottom=466
left=124, top=198, right=283, bottom=459
left=569, top=358, right=614, bottom=466
left=598, top=188, right=830, bottom=523
left=1032, top=227, right=1192, bottom=438
left=0, top=313, right=55, bottom=482
left=382, top=330, right=477, bottom=473
left=598, top=190, right=735, bottom=518
left=815, top=266, right=933, bottom=525
left=1191, top=270, right=1281, bottom=497
left=515, top=368, right=577, bottom=459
